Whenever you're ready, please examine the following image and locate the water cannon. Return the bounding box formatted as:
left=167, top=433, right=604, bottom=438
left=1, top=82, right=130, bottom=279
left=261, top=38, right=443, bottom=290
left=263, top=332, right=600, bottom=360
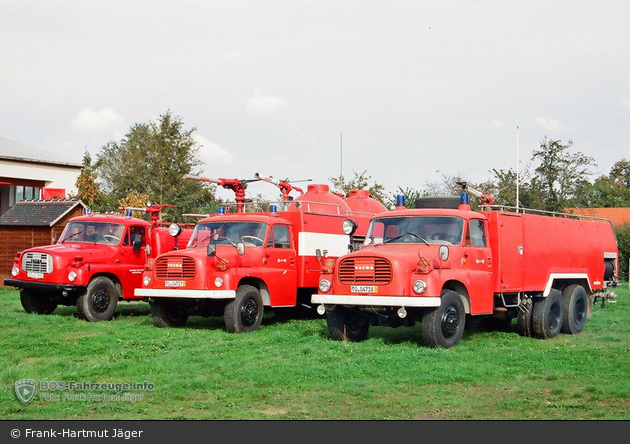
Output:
left=456, top=182, right=494, bottom=206
left=119, top=204, right=177, bottom=228
left=255, top=173, right=310, bottom=201
left=184, top=174, right=260, bottom=213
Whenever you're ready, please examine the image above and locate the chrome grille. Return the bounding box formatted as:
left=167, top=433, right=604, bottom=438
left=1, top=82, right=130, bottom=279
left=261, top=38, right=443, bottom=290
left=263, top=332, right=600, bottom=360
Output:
left=155, top=256, right=196, bottom=280
left=22, top=252, right=53, bottom=274
left=338, top=257, right=392, bottom=285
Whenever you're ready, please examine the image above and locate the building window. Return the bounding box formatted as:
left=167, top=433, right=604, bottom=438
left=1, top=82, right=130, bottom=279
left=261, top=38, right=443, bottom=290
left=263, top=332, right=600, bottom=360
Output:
left=10, top=186, right=41, bottom=205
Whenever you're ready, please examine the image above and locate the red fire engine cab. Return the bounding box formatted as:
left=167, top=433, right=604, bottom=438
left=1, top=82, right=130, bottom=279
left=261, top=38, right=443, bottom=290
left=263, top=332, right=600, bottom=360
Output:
left=312, top=184, right=619, bottom=348
left=135, top=183, right=387, bottom=333
left=4, top=205, right=192, bottom=321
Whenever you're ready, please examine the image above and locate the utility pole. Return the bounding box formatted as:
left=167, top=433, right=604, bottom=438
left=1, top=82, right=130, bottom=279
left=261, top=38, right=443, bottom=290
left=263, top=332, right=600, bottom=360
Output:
left=340, top=132, right=343, bottom=179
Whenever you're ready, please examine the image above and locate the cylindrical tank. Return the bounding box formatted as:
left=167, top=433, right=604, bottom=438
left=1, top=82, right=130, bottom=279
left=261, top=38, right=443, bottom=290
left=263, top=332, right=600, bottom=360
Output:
left=345, top=189, right=387, bottom=214
left=289, top=184, right=352, bottom=214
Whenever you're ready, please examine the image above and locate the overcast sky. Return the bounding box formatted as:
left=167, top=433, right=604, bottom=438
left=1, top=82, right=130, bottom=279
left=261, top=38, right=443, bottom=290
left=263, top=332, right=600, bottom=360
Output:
left=2, top=1, right=629, bottom=202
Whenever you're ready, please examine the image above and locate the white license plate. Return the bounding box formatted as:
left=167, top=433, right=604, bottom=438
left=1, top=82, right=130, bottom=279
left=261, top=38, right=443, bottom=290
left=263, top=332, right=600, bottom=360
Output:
left=351, top=286, right=377, bottom=293
left=27, top=272, right=44, bottom=279
left=165, top=281, right=185, bottom=287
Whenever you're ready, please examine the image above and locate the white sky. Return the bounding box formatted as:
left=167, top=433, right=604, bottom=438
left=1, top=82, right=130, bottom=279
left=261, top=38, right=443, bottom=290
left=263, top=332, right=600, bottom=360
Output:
left=2, top=1, right=629, bottom=202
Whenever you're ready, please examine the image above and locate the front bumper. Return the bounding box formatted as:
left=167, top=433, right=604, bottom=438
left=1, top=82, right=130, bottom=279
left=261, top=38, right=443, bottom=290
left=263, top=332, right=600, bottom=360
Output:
left=311, top=294, right=441, bottom=307
left=134, top=288, right=236, bottom=300
left=3, top=279, right=87, bottom=294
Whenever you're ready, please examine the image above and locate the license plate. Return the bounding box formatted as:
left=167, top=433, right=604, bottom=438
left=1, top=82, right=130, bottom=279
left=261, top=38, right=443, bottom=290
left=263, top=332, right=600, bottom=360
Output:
left=27, top=272, right=44, bottom=279
left=165, top=281, right=185, bottom=287
left=351, top=286, right=377, bottom=293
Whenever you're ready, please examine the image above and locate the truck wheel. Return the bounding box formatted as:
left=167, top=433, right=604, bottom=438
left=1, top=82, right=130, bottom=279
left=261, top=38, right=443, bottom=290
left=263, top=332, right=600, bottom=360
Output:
left=561, top=285, right=588, bottom=334
left=20, top=289, right=58, bottom=314
left=151, top=300, right=188, bottom=328
left=224, top=285, right=263, bottom=333
left=532, top=289, right=564, bottom=339
left=421, top=290, right=465, bottom=348
left=414, top=196, right=460, bottom=209
left=326, top=305, right=369, bottom=342
left=517, top=297, right=533, bottom=337
left=77, top=276, right=119, bottom=322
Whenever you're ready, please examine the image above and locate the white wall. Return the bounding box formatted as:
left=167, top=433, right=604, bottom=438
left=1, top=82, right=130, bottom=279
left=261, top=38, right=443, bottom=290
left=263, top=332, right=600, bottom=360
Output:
left=0, top=160, right=81, bottom=196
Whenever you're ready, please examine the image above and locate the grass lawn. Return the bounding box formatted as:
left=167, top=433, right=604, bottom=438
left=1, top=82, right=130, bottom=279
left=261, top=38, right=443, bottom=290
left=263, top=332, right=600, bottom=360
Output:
left=1, top=285, right=629, bottom=420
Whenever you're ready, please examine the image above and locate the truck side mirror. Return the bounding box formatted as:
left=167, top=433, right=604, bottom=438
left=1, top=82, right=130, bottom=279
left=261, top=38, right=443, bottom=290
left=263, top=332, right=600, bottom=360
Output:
left=438, top=245, right=449, bottom=261
left=207, top=244, right=216, bottom=257
left=133, top=234, right=143, bottom=252
left=236, top=242, right=245, bottom=256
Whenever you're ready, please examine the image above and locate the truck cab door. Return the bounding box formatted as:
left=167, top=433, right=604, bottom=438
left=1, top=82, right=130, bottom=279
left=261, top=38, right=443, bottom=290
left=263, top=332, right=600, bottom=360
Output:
left=118, top=226, right=147, bottom=299
left=495, top=213, right=523, bottom=292
left=264, top=225, right=298, bottom=306
left=463, top=219, right=494, bottom=314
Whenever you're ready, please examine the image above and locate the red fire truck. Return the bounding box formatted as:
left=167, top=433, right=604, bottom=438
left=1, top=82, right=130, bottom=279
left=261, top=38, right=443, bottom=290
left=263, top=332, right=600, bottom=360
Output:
left=312, top=184, right=619, bottom=348
left=4, top=205, right=193, bottom=322
left=135, top=181, right=387, bottom=333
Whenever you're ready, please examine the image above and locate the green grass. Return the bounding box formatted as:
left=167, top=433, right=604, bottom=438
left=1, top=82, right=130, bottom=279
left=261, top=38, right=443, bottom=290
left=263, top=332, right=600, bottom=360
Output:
left=1, top=285, right=629, bottom=420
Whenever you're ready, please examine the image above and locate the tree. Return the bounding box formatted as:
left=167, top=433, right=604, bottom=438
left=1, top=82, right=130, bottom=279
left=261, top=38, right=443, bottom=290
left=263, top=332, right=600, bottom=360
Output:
left=609, top=159, right=630, bottom=188
left=68, top=150, right=112, bottom=212
left=329, top=170, right=387, bottom=205
left=531, top=137, right=596, bottom=212
left=573, top=159, right=630, bottom=208
left=96, top=110, right=214, bottom=220
left=388, top=187, right=427, bottom=209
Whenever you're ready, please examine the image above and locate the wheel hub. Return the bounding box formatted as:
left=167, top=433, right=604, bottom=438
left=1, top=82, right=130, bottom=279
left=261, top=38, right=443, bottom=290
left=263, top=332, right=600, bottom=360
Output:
left=240, top=299, right=259, bottom=327
left=441, top=306, right=460, bottom=339
left=92, top=289, right=110, bottom=313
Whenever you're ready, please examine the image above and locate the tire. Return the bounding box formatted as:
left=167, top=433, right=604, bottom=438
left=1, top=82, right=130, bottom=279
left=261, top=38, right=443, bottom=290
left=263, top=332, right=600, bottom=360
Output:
left=414, top=196, right=461, bottom=209
left=326, top=305, right=369, bottom=342
left=532, top=289, right=564, bottom=339
left=421, top=290, right=466, bottom=348
left=224, top=285, right=264, bottom=333
left=151, top=300, right=188, bottom=328
left=20, top=289, right=58, bottom=315
left=561, top=285, right=588, bottom=334
left=77, top=276, right=119, bottom=322
left=517, top=297, right=533, bottom=337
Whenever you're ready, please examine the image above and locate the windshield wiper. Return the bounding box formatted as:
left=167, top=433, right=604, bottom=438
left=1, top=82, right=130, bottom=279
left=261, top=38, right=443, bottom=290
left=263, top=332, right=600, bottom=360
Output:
left=407, top=233, right=430, bottom=244
left=384, top=233, right=430, bottom=245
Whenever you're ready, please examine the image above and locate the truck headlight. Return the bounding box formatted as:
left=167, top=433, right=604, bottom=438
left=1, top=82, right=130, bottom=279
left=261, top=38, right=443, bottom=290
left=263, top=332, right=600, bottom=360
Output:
left=214, top=277, right=224, bottom=288
left=11, top=266, right=19, bottom=277
left=413, top=279, right=427, bottom=294
left=68, top=271, right=77, bottom=282
left=319, top=279, right=331, bottom=293
left=143, top=275, right=152, bottom=286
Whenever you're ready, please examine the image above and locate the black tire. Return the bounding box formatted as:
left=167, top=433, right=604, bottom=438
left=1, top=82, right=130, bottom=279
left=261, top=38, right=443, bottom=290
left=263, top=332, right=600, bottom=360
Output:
left=421, top=290, right=466, bottom=348
left=561, top=285, right=588, bottom=335
left=517, top=297, right=533, bottom=337
left=326, top=305, right=369, bottom=342
left=415, top=196, right=461, bottom=209
left=224, top=285, right=264, bottom=333
left=20, top=289, right=58, bottom=315
left=532, top=289, right=564, bottom=339
left=77, top=276, right=119, bottom=322
left=151, top=300, right=189, bottom=328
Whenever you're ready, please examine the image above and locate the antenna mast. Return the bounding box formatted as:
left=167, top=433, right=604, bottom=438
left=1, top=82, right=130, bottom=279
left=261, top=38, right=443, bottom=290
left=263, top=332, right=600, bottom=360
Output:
left=516, top=126, right=520, bottom=212
left=340, top=132, right=343, bottom=179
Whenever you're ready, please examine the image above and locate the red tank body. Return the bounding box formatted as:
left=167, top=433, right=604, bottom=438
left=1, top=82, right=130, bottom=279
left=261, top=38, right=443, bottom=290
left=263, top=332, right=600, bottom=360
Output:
left=312, top=192, right=619, bottom=348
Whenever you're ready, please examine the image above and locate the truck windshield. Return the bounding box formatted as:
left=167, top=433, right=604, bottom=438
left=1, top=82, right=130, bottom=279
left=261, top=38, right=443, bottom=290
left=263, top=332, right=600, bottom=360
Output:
left=364, top=216, right=464, bottom=246
left=188, top=221, right=268, bottom=248
left=58, top=221, right=125, bottom=245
